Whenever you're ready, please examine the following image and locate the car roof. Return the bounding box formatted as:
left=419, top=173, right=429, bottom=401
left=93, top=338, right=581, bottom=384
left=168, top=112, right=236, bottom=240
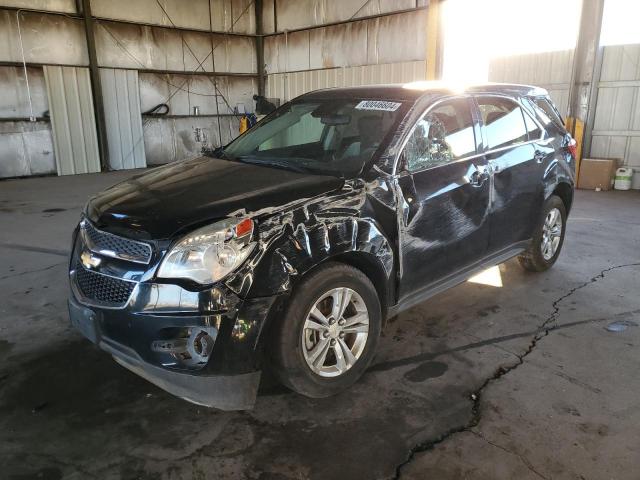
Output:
left=299, top=82, right=549, bottom=103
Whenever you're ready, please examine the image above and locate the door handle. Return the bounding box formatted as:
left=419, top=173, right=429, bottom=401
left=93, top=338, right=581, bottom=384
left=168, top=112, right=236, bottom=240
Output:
left=466, top=164, right=489, bottom=187
left=534, top=150, right=546, bottom=163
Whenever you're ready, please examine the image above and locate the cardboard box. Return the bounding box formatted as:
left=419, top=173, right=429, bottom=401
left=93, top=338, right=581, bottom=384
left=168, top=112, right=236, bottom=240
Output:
left=578, top=158, right=619, bottom=191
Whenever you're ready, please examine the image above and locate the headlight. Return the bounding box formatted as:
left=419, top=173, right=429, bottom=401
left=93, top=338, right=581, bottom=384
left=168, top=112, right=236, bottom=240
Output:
left=157, top=218, right=255, bottom=285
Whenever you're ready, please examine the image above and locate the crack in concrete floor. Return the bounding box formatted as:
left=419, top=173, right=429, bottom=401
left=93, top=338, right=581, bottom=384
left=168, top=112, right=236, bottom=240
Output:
left=391, top=262, right=640, bottom=479
left=469, top=430, right=549, bottom=480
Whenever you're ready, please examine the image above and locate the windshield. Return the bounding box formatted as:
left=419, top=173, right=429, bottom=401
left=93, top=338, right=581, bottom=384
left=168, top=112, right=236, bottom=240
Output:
left=218, top=98, right=408, bottom=177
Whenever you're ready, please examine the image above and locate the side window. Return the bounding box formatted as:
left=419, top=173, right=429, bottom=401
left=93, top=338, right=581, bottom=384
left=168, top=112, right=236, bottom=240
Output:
left=477, top=97, right=528, bottom=150
left=404, top=98, right=476, bottom=172
left=523, top=108, right=542, bottom=140
left=532, top=97, right=565, bottom=129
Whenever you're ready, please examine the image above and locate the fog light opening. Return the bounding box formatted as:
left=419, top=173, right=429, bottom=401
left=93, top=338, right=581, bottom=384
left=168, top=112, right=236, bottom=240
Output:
left=187, top=327, right=216, bottom=363
left=151, top=326, right=217, bottom=367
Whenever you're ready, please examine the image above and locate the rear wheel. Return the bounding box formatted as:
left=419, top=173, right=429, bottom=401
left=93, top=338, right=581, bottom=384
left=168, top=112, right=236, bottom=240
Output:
left=518, top=195, right=567, bottom=272
left=270, top=263, right=381, bottom=398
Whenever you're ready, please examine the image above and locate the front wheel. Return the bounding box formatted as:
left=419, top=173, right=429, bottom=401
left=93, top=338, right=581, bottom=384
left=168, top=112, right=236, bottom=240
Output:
left=518, top=195, right=567, bottom=272
left=270, top=263, right=381, bottom=398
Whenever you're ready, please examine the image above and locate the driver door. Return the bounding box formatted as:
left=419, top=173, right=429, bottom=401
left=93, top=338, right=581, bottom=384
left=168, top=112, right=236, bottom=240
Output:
left=396, top=97, right=492, bottom=300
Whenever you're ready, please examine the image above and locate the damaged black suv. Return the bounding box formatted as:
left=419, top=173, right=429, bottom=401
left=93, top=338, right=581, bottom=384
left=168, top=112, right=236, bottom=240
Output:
left=69, top=83, right=575, bottom=410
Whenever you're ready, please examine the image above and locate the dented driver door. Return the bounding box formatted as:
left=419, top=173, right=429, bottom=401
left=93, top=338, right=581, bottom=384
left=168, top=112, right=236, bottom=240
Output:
left=395, top=97, right=491, bottom=300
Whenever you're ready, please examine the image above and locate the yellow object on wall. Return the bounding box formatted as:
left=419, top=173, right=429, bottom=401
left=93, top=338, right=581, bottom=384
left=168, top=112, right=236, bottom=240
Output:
left=239, top=116, right=249, bottom=134
left=565, top=116, right=584, bottom=183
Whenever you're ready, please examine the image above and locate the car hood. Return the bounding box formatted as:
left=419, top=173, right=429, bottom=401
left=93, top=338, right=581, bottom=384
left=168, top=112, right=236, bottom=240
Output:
left=86, top=156, right=344, bottom=240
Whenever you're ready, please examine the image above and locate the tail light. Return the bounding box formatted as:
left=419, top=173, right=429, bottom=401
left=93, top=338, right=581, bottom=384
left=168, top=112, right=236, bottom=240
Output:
left=567, top=138, right=577, bottom=160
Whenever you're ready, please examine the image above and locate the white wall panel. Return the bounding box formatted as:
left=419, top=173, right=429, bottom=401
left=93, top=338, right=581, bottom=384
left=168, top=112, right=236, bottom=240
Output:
left=94, top=20, right=256, bottom=73
left=0, top=10, right=87, bottom=65
left=591, top=44, right=640, bottom=167
left=262, top=0, right=427, bottom=33
left=488, top=49, right=574, bottom=116
left=91, top=0, right=255, bottom=34
left=100, top=68, right=146, bottom=170
left=0, top=66, right=54, bottom=178
left=266, top=60, right=426, bottom=102
left=138, top=73, right=256, bottom=115
left=44, top=66, right=100, bottom=175
left=264, top=10, right=427, bottom=74
left=0, top=121, right=55, bottom=178
left=0, top=66, right=48, bottom=118
left=143, top=116, right=239, bottom=165
left=0, top=0, right=76, bottom=13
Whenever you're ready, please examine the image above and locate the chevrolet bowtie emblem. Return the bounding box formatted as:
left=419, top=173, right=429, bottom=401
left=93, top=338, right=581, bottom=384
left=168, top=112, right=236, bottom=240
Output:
left=80, top=251, right=101, bottom=269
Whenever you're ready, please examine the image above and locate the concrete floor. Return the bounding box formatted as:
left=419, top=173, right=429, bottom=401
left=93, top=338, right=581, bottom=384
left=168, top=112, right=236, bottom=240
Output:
left=1, top=171, right=639, bottom=480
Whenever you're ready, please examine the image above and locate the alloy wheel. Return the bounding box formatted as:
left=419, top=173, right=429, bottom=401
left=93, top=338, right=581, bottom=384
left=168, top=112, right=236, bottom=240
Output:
left=541, top=207, right=563, bottom=260
left=301, top=287, right=370, bottom=378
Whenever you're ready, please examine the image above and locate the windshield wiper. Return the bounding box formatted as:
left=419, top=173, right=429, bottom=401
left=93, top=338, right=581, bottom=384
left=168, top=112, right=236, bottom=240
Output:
left=235, top=156, right=308, bottom=174
left=210, top=146, right=236, bottom=161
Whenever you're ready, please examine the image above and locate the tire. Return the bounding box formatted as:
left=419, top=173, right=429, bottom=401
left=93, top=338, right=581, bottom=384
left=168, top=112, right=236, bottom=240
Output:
left=269, top=262, right=381, bottom=398
left=518, top=195, right=567, bottom=272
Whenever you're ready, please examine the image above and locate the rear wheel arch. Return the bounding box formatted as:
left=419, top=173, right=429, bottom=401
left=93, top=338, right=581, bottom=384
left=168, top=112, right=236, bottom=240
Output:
left=552, top=182, right=574, bottom=214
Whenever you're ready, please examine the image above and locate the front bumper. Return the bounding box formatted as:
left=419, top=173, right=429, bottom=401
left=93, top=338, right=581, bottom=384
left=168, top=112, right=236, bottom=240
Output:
left=68, top=289, right=277, bottom=410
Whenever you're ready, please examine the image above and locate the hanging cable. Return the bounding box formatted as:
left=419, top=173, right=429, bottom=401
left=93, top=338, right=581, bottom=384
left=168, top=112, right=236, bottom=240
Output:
left=16, top=10, right=35, bottom=122
left=142, top=103, right=169, bottom=116
left=101, top=0, right=255, bottom=164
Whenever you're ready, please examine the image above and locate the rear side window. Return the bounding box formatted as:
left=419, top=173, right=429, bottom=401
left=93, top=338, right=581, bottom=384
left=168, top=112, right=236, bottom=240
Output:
left=404, top=98, right=476, bottom=172
left=477, top=97, right=528, bottom=150
left=523, top=109, right=542, bottom=140
left=532, top=97, right=565, bottom=129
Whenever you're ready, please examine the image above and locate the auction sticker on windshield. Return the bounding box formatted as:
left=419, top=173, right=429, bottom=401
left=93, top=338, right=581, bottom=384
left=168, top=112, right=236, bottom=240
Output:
left=355, top=100, right=402, bottom=112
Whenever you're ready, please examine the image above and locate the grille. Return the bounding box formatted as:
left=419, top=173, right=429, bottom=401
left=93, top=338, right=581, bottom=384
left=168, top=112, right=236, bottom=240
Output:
left=74, top=262, right=136, bottom=307
left=81, top=220, right=152, bottom=264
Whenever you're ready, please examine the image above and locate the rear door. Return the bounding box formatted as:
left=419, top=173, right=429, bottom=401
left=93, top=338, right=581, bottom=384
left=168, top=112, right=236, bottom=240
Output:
left=396, top=96, right=491, bottom=299
left=475, top=95, right=543, bottom=252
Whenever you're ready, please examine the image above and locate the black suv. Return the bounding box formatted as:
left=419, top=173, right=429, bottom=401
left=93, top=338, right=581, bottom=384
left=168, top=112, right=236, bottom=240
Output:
left=69, top=83, right=575, bottom=410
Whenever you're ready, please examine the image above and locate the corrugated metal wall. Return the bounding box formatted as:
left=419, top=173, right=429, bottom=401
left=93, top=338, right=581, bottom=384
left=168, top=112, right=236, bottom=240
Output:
left=0, top=0, right=258, bottom=177
left=261, top=0, right=427, bottom=33
left=100, top=68, right=146, bottom=170
left=264, top=10, right=428, bottom=74
left=488, top=49, right=575, bottom=116
left=590, top=44, right=640, bottom=168
left=138, top=72, right=254, bottom=164
left=44, top=65, right=100, bottom=175
left=0, top=0, right=433, bottom=176
left=91, top=0, right=256, bottom=34
left=263, top=1, right=429, bottom=104
left=0, top=0, right=433, bottom=177
left=0, top=66, right=55, bottom=177
left=266, top=60, right=426, bottom=102
left=0, top=121, right=55, bottom=177
left=143, top=116, right=238, bottom=165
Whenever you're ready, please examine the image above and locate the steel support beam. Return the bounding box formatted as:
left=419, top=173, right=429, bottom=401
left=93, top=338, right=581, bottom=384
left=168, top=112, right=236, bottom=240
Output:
left=425, top=0, right=443, bottom=80
left=567, top=0, right=605, bottom=168
left=255, top=0, right=265, bottom=96
left=79, top=0, right=109, bottom=171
